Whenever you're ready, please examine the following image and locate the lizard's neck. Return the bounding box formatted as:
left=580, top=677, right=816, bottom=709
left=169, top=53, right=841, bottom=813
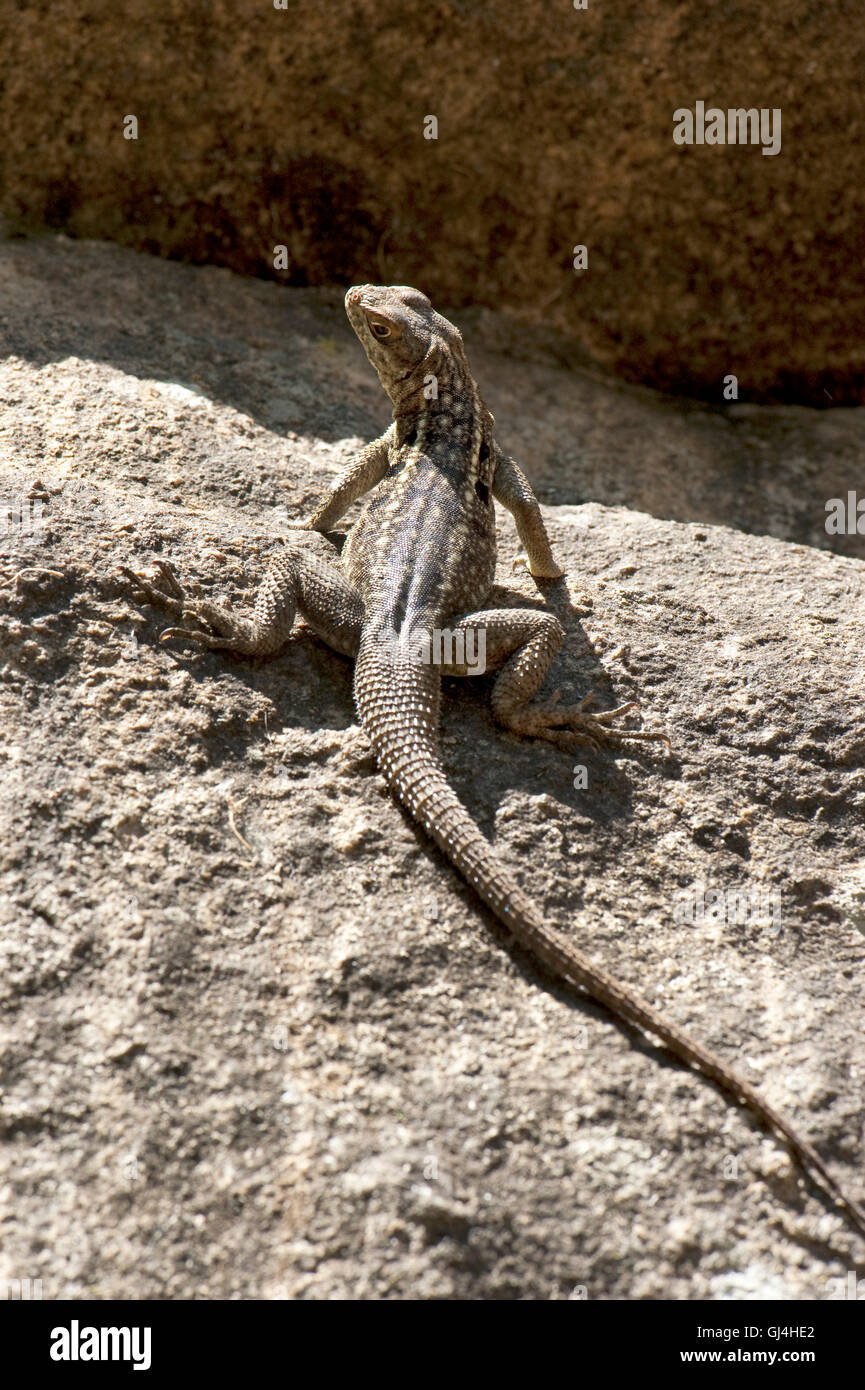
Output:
left=388, top=350, right=491, bottom=458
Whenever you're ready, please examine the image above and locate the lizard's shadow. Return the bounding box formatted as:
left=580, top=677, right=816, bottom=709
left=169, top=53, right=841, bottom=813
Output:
left=415, top=574, right=685, bottom=1055
left=441, top=576, right=678, bottom=851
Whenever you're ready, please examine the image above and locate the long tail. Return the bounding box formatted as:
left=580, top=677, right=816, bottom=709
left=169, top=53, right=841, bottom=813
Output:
left=354, top=644, right=865, bottom=1241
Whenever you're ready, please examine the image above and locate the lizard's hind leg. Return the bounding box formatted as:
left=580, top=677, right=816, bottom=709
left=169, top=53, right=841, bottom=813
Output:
left=121, top=548, right=364, bottom=659
left=443, top=607, right=668, bottom=753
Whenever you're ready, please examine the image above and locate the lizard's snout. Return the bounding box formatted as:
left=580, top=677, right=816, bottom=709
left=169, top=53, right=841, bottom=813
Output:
left=346, top=285, right=372, bottom=308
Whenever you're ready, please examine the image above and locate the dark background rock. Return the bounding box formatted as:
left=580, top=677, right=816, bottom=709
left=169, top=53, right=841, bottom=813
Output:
left=1, top=238, right=864, bottom=1298
left=2, top=1, right=864, bottom=404
left=1, top=236, right=862, bottom=558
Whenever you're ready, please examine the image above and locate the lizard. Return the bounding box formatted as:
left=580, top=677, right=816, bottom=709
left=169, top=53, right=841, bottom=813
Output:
left=121, top=282, right=865, bottom=1243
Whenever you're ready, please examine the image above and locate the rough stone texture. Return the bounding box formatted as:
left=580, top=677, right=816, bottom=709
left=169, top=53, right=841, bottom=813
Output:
left=2, top=1, right=864, bottom=405
left=1, top=237, right=864, bottom=1300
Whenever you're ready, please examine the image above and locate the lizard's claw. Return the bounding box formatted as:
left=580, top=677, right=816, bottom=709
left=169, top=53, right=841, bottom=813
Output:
left=508, top=689, right=671, bottom=754
left=158, top=624, right=228, bottom=649
left=119, top=560, right=191, bottom=617
left=121, top=560, right=241, bottom=647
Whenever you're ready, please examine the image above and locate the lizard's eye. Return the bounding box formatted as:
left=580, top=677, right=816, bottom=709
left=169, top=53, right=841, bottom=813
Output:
left=370, top=320, right=391, bottom=338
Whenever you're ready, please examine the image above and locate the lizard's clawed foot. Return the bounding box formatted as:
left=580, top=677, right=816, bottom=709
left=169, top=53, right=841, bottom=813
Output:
left=120, top=561, right=251, bottom=651
left=120, top=560, right=193, bottom=618
left=507, top=689, right=671, bottom=755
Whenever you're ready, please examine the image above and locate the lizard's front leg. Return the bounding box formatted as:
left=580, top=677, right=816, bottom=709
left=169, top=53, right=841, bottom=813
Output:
left=491, top=446, right=564, bottom=579
left=291, top=427, right=393, bottom=533
left=444, top=607, right=668, bottom=753
left=121, top=548, right=364, bottom=659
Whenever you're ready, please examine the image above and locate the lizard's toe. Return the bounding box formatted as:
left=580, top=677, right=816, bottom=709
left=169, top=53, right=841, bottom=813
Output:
left=119, top=563, right=186, bottom=617
left=542, top=727, right=603, bottom=755
left=160, top=624, right=206, bottom=646
left=159, top=601, right=265, bottom=654
left=158, top=624, right=239, bottom=650
left=508, top=692, right=669, bottom=753
left=148, top=561, right=188, bottom=600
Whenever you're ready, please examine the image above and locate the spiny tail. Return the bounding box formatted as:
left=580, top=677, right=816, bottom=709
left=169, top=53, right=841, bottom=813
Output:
left=354, top=647, right=865, bottom=1242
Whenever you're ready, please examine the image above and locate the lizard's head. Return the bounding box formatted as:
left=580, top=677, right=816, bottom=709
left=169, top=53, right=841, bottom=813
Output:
left=345, top=284, right=465, bottom=403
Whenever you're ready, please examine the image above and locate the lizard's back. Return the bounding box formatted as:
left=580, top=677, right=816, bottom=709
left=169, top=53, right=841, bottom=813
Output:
left=344, top=440, right=498, bottom=639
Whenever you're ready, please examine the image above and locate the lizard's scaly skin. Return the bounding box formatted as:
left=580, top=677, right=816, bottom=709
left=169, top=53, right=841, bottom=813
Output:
left=122, top=283, right=865, bottom=1242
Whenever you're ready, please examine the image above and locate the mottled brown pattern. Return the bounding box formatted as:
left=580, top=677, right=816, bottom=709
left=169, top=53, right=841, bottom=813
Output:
left=122, top=285, right=865, bottom=1241
left=7, top=0, right=864, bottom=403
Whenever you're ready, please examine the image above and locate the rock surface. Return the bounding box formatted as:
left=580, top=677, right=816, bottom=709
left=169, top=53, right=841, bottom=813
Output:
left=2, top=2, right=865, bottom=404
left=1, top=237, right=864, bottom=1299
